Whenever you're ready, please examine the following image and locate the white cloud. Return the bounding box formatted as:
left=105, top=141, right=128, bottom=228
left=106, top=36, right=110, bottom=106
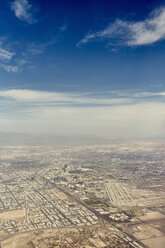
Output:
left=78, top=6, right=165, bottom=47
left=0, top=42, right=18, bottom=72
left=0, top=48, right=15, bottom=61
left=0, top=64, right=19, bottom=72
left=0, top=89, right=165, bottom=105
left=130, top=91, right=165, bottom=97
left=0, top=89, right=132, bottom=105
left=11, top=0, right=34, bottom=24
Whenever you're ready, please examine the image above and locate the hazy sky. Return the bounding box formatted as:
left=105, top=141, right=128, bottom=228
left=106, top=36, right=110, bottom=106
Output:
left=0, top=0, right=165, bottom=138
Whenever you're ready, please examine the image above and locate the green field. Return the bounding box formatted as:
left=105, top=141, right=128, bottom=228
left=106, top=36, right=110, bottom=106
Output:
left=84, top=198, right=109, bottom=208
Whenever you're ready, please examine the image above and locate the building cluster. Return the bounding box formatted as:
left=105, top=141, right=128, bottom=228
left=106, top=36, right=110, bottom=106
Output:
left=0, top=143, right=165, bottom=248
left=0, top=169, right=99, bottom=236
left=109, top=213, right=129, bottom=222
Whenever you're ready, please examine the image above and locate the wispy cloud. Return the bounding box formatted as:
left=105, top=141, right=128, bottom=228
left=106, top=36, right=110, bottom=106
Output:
left=78, top=6, right=165, bottom=47
left=0, top=64, right=19, bottom=73
left=110, top=90, right=165, bottom=98
left=0, top=89, right=165, bottom=106
left=0, top=37, right=55, bottom=73
left=0, top=48, right=15, bottom=61
left=27, top=46, right=43, bottom=55
left=15, top=58, right=27, bottom=66
left=0, top=89, right=132, bottom=105
left=59, top=24, right=67, bottom=32
left=0, top=43, right=18, bottom=72
left=11, top=0, right=34, bottom=24
left=26, top=39, right=56, bottom=55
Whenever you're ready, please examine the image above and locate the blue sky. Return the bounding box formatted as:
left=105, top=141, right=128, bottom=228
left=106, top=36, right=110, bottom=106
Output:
left=0, top=0, right=165, bottom=138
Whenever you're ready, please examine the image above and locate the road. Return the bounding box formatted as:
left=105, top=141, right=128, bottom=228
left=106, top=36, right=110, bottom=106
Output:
left=40, top=175, right=148, bottom=248
left=10, top=191, right=28, bottom=248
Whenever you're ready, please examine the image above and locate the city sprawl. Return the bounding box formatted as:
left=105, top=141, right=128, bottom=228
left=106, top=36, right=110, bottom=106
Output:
left=0, top=141, right=165, bottom=248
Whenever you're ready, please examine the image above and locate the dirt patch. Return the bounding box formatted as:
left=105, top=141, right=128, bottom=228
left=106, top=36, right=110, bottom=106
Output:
left=138, top=211, right=165, bottom=221
left=143, top=235, right=165, bottom=248
left=0, top=209, right=24, bottom=222
left=132, top=223, right=163, bottom=240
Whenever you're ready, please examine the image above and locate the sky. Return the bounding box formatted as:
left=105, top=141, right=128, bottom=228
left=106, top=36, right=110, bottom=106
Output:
left=0, top=0, right=165, bottom=139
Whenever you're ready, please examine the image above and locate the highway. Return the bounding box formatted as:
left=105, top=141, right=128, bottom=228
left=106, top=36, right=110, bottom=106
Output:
left=41, top=175, right=147, bottom=248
